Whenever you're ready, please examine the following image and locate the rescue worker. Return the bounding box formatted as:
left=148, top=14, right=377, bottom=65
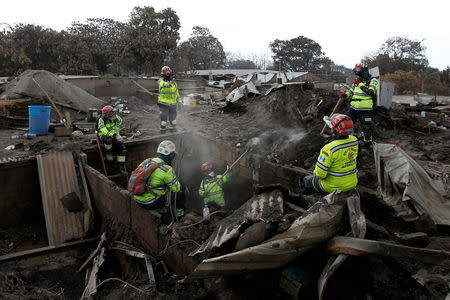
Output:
left=158, top=66, right=182, bottom=133
left=340, top=63, right=379, bottom=148
left=198, top=162, right=231, bottom=209
left=95, top=105, right=126, bottom=174
left=133, top=140, right=184, bottom=219
left=300, top=114, right=358, bottom=194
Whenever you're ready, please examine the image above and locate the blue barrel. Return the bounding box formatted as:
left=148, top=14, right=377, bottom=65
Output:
left=28, top=106, right=51, bottom=135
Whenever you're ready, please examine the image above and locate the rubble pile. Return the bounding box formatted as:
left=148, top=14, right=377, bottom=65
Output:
left=0, top=69, right=449, bottom=299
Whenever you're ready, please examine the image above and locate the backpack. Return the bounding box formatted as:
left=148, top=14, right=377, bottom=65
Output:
left=127, top=158, right=164, bottom=195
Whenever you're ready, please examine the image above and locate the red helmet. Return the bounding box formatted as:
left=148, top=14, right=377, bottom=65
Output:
left=201, top=162, right=213, bottom=175
left=353, top=63, right=368, bottom=78
left=102, top=105, right=115, bottom=118
left=331, top=114, right=353, bottom=136
left=161, top=66, right=172, bottom=80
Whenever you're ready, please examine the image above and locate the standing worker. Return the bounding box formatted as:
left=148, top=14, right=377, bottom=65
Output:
left=95, top=105, right=127, bottom=175
left=340, top=63, right=378, bottom=148
left=130, top=140, right=184, bottom=220
left=300, top=114, right=358, bottom=194
left=158, top=66, right=182, bottom=133
left=198, top=162, right=232, bottom=210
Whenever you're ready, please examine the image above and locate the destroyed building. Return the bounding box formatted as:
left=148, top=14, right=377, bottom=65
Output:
left=0, top=69, right=449, bottom=300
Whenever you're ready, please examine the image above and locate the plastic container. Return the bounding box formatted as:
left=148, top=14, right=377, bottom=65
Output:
left=203, top=205, right=210, bottom=217
left=11, top=135, right=21, bottom=139
left=189, top=99, right=197, bottom=109
left=24, top=133, right=36, bottom=138
left=87, top=108, right=98, bottom=123
left=29, top=106, right=51, bottom=135
left=420, top=111, right=426, bottom=117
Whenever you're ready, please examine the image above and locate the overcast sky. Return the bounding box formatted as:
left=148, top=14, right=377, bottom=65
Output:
left=2, top=0, right=449, bottom=69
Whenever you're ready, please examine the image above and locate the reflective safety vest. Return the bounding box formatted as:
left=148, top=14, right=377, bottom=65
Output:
left=95, top=115, right=122, bottom=137
left=134, top=157, right=181, bottom=203
left=313, top=135, right=358, bottom=193
left=198, top=172, right=232, bottom=206
left=158, top=79, right=181, bottom=105
left=346, top=77, right=378, bottom=110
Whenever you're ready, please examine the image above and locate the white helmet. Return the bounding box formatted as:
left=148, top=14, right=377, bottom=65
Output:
left=157, top=140, right=176, bottom=156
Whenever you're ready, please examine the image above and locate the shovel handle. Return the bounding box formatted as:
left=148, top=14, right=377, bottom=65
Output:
left=321, top=97, right=344, bottom=135
left=205, top=149, right=249, bottom=195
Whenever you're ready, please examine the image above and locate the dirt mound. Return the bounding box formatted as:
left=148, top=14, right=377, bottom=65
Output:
left=0, top=70, right=104, bottom=112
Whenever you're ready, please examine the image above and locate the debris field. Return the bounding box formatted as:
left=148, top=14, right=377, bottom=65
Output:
left=0, top=69, right=449, bottom=299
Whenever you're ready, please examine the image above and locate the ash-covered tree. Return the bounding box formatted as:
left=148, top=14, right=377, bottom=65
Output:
left=382, top=70, right=420, bottom=94
left=174, top=26, right=226, bottom=70
left=363, top=36, right=428, bottom=74
left=0, top=31, right=31, bottom=76
left=0, top=24, right=63, bottom=74
left=124, top=6, right=180, bottom=74
left=68, top=18, right=126, bottom=74
left=270, top=36, right=325, bottom=71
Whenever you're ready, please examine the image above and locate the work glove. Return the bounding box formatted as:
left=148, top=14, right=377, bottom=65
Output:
left=353, top=78, right=362, bottom=85
left=360, top=85, right=370, bottom=94
left=323, top=116, right=333, bottom=128
left=115, top=133, right=124, bottom=142
left=339, top=92, right=346, bottom=99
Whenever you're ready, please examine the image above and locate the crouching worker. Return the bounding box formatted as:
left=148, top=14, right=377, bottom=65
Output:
left=128, top=140, right=184, bottom=221
left=198, top=162, right=231, bottom=211
left=96, top=105, right=127, bottom=175
left=300, top=114, right=358, bottom=195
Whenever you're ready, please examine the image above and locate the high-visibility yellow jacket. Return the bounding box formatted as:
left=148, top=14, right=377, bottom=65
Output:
left=198, top=172, right=232, bottom=206
left=158, top=79, right=181, bottom=105
left=134, top=157, right=181, bottom=203
left=345, top=78, right=378, bottom=110
left=313, top=135, right=358, bottom=193
left=96, top=115, right=122, bottom=137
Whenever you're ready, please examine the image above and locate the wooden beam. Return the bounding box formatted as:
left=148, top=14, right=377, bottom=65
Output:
left=132, top=80, right=158, bottom=96
left=0, top=237, right=99, bottom=263
left=328, top=236, right=450, bottom=267
left=32, top=77, right=70, bottom=128
left=0, top=98, right=31, bottom=105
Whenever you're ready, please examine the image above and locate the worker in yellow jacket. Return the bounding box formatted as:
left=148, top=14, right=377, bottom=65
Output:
left=198, top=162, right=231, bottom=208
left=300, top=114, right=358, bottom=194
left=158, top=66, right=181, bottom=133
left=340, top=63, right=378, bottom=148
left=133, top=140, right=184, bottom=219
left=95, top=105, right=126, bottom=175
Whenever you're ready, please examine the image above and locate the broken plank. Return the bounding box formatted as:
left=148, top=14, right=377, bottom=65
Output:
left=0, top=237, right=99, bottom=263
left=328, top=236, right=450, bottom=267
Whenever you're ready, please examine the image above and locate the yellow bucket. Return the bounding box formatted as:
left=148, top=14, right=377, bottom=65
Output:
left=189, top=99, right=197, bottom=108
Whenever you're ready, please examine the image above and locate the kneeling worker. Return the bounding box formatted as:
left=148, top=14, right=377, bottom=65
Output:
left=198, top=162, right=231, bottom=209
left=96, top=105, right=126, bottom=175
left=300, top=114, right=358, bottom=194
left=130, top=140, right=184, bottom=219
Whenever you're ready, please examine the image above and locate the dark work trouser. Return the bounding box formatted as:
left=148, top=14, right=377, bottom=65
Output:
left=347, top=107, right=373, bottom=146
left=99, top=135, right=126, bottom=170
left=158, top=103, right=177, bottom=131
left=300, top=175, right=327, bottom=195
left=137, top=191, right=185, bottom=223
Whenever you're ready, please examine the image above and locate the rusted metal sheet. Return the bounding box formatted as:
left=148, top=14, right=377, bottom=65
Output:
left=83, top=165, right=131, bottom=227
left=83, top=164, right=162, bottom=256
left=130, top=201, right=161, bottom=256
left=188, top=191, right=349, bottom=279
left=190, top=189, right=284, bottom=257
left=37, top=152, right=87, bottom=246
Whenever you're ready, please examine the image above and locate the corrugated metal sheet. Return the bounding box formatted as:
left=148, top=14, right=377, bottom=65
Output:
left=37, top=152, right=87, bottom=246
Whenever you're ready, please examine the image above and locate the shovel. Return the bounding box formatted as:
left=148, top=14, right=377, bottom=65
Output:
left=204, top=137, right=260, bottom=196
left=320, top=97, right=343, bottom=137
